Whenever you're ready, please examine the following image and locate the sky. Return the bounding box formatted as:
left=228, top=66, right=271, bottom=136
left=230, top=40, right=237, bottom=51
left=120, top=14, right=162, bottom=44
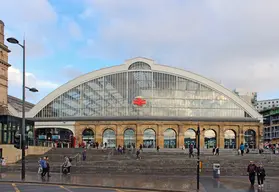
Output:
left=1, top=0, right=279, bottom=104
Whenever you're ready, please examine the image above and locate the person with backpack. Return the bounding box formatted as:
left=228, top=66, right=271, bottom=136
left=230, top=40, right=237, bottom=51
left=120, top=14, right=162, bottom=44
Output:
left=247, top=161, right=257, bottom=185
left=62, top=156, right=72, bottom=174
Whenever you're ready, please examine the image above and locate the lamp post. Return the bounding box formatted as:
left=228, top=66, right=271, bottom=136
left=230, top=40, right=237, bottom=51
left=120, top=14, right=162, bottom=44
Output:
left=197, top=124, right=200, bottom=190
left=7, top=37, right=38, bottom=180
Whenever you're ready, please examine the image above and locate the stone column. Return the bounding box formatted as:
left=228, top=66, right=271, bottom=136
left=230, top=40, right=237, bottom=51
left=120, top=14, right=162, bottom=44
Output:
left=116, top=125, right=124, bottom=147
left=136, top=124, right=143, bottom=148
left=95, top=125, right=102, bottom=144
left=238, top=125, right=244, bottom=147
left=157, top=124, right=164, bottom=148
left=218, top=126, right=224, bottom=149
left=178, top=125, right=184, bottom=148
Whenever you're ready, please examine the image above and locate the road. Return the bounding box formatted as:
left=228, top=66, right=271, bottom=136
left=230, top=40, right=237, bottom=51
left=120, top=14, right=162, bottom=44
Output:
left=0, top=182, right=155, bottom=192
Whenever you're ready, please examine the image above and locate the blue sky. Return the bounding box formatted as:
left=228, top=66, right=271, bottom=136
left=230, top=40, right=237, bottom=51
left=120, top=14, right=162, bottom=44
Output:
left=1, top=0, right=279, bottom=104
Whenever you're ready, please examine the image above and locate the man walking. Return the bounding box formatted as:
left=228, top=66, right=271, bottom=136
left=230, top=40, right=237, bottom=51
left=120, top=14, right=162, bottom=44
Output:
left=40, top=157, right=47, bottom=177
left=46, top=156, right=51, bottom=177
left=247, top=161, right=257, bottom=186
left=240, top=143, right=245, bottom=156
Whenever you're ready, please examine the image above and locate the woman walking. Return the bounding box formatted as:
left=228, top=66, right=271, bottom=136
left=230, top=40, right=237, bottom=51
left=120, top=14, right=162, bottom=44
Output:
left=256, top=163, right=266, bottom=188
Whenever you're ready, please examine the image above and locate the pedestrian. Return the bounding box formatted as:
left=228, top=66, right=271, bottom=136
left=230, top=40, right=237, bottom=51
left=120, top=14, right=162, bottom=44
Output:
left=40, top=157, right=47, bottom=177
left=212, top=147, right=216, bottom=155
left=136, top=149, right=141, bottom=160
left=82, top=149, right=87, bottom=161
left=139, top=144, right=143, bottom=152
left=46, top=156, right=51, bottom=177
left=157, top=145, right=160, bottom=152
left=240, top=143, right=245, bottom=156
left=215, top=147, right=219, bottom=156
left=189, top=144, right=194, bottom=158
left=256, top=163, right=266, bottom=188
left=247, top=161, right=257, bottom=186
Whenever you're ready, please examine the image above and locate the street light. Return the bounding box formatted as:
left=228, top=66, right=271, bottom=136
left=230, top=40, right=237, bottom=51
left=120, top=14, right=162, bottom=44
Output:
left=7, top=37, right=38, bottom=181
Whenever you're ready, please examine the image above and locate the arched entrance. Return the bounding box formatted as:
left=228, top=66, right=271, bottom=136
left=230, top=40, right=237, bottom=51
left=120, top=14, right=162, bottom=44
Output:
left=224, top=130, right=236, bottom=149
left=143, top=129, right=156, bottom=148
left=35, top=128, right=73, bottom=148
left=124, top=129, right=136, bottom=148
left=102, top=129, right=116, bottom=148
left=244, top=129, right=256, bottom=149
left=184, top=129, right=196, bottom=148
left=82, top=129, right=94, bottom=143
left=164, top=128, right=177, bottom=148
left=204, top=129, right=216, bottom=148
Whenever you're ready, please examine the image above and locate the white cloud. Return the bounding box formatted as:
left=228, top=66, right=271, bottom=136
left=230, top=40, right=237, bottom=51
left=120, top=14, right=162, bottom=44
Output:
left=81, top=0, right=279, bottom=97
left=8, top=66, right=59, bottom=102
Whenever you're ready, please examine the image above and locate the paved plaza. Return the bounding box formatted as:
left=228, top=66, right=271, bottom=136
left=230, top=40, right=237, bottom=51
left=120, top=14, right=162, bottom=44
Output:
left=0, top=172, right=278, bottom=191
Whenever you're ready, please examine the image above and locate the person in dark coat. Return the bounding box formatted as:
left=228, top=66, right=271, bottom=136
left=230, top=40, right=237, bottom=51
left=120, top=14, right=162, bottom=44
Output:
left=46, top=156, right=51, bottom=177
left=256, top=163, right=266, bottom=188
left=247, top=161, right=257, bottom=185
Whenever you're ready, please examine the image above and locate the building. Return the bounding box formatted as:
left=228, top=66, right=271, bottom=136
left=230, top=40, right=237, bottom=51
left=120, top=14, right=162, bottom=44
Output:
left=233, top=89, right=257, bottom=106
left=0, top=20, right=35, bottom=144
left=26, top=57, right=263, bottom=149
left=255, top=99, right=279, bottom=112
left=261, top=107, right=279, bottom=144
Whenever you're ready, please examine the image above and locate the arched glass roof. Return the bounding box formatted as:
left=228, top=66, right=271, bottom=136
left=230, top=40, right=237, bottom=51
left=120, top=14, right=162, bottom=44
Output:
left=28, top=58, right=261, bottom=120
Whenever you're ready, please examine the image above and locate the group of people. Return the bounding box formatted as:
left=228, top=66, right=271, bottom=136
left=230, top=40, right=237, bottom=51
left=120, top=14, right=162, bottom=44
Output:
left=247, top=161, right=266, bottom=188
left=38, top=156, right=50, bottom=177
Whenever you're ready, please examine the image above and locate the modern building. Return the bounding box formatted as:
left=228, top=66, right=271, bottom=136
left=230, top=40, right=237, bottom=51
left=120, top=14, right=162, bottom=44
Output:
left=255, top=99, right=279, bottom=112
left=26, top=57, right=263, bottom=149
left=0, top=20, right=35, bottom=145
left=261, top=107, right=279, bottom=144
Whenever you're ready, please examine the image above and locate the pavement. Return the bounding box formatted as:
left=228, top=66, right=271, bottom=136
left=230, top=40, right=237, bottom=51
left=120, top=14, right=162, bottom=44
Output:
left=0, top=172, right=278, bottom=192
left=0, top=182, right=154, bottom=192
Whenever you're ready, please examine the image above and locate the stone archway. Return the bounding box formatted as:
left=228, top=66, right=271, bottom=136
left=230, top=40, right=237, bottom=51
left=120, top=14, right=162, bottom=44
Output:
left=244, top=129, right=256, bottom=149
left=82, top=128, right=94, bottom=143
left=102, top=129, right=116, bottom=148
left=184, top=128, right=196, bottom=148
left=123, top=128, right=136, bottom=148
left=224, top=130, right=236, bottom=149
left=143, top=128, right=156, bottom=148
left=164, top=128, right=177, bottom=148
left=204, top=129, right=217, bottom=149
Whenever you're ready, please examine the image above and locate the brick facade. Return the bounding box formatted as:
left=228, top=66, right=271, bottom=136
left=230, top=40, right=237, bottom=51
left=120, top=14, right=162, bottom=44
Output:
left=75, top=120, right=262, bottom=149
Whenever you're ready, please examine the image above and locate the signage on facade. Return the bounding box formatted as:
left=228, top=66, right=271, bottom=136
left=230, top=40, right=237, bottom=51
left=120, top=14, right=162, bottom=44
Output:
left=133, top=97, right=146, bottom=106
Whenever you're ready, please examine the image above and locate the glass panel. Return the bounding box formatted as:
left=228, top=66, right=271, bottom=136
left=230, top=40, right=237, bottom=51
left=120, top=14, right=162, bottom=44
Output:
left=224, top=130, right=236, bottom=149
left=82, top=129, right=95, bottom=142
left=164, top=128, right=177, bottom=148
left=143, top=129, right=156, bottom=148
left=184, top=129, right=196, bottom=148
left=204, top=130, right=216, bottom=149
left=244, top=129, right=256, bottom=149
left=102, top=129, right=116, bottom=148
left=123, top=129, right=136, bottom=148
left=34, top=70, right=251, bottom=119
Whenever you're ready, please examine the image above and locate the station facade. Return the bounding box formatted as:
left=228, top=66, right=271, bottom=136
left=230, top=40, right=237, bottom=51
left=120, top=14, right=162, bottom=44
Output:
left=27, top=57, right=263, bottom=149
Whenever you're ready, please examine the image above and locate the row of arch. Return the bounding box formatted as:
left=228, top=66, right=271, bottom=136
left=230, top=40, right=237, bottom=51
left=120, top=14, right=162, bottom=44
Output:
left=82, top=128, right=257, bottom=149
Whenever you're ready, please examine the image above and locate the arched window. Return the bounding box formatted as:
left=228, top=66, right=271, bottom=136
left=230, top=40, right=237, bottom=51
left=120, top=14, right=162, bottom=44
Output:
left=143, top=129, right=156, bottom=148
left=204, top=130, right=216, bottom=148
left=124, top=129, right=136, bottom=148
left=128, top=62, right=151, bottom=70
left=82, top=129, right=94, bottom=143
left=224, top=130, right=236, bottom=149
left=184, top=129, right=196, bottom=148
left=244, top=129, right=256, bottom=149
left=102, top=129, right=116, bottom=148
left=164, top=128, right=177, bottom=148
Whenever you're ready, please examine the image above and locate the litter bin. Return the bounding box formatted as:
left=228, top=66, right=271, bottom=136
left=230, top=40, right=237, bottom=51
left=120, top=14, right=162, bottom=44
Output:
left=213, top=163, right=220, bottom=178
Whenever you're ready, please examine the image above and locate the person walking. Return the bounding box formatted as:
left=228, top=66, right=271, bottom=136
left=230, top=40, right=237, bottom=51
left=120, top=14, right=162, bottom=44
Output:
left=82, top=149, right=87, bottom=161
left=247, top=161, right=257, bottom=186
left=256, top=163, right=266, bottom=188
left=189, top=144, right=194, bottom=158
left=46, top=156, right=51, bottom=177
left=40, top=157, right=47, bottom=177
left=240, top=143, right=245, bottom=156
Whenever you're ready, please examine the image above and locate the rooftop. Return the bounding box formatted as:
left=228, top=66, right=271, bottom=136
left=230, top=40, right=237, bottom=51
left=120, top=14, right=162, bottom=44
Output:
left=8, top=95, right=35, bottom=113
